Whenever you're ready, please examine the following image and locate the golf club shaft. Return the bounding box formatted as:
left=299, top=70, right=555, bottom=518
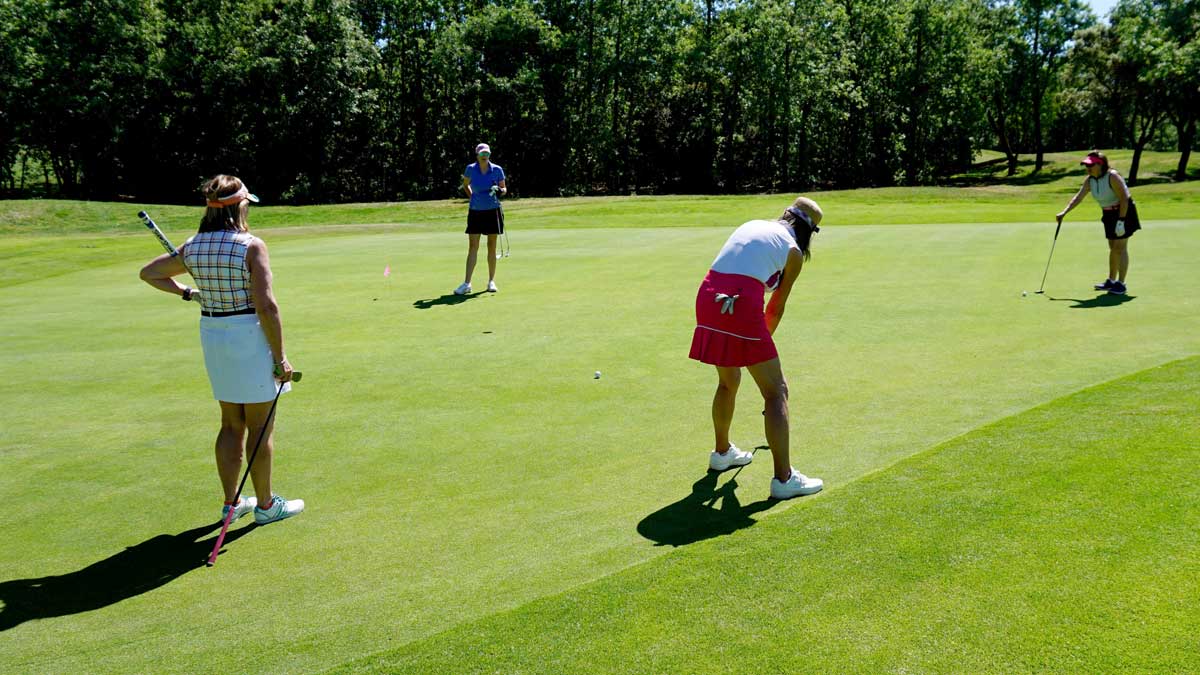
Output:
left=206, top=372, right=301, bottom=566
left=138, top=211, right=179, bottom=257
left=1037, top=221, right=1063, bottom=293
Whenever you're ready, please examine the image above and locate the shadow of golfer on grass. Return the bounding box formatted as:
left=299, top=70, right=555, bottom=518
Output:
left=0, top=521, right=256, bottom=632
left=638, top=448, right=779, bottom=547
left=1048, top=293, right=1136, bottom=309
left=412, top=292, right=487, bottom=309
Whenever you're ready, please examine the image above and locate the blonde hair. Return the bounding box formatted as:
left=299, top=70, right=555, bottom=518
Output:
left=199, top=175, right=250, bottom=233
left=781, top=196, right=823, bottom=260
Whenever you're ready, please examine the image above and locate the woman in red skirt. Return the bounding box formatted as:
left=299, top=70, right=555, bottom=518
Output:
left=689, top=196, right=824, bottom=499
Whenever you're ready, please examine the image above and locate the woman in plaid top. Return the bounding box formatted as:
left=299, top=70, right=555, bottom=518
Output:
left=140, top=175, right=304, bottom=526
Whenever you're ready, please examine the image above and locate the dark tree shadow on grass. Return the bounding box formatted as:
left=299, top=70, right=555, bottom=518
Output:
left=1048, top=294, right=1136, bottom=309
left=0, top=521, right=256, bottom=632
left=412, top=292, right=487, bottom=309
left=638, top=448, right=780, bottom=547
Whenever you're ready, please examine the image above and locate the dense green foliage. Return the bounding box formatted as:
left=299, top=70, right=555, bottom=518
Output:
left=1, top=0, right=1196, bottom=201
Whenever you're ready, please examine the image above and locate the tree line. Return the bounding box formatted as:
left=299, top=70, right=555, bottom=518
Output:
left=0, top=0, right=1195, bottom=204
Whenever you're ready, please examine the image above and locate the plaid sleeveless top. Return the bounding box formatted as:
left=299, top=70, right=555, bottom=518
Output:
left=182, top=230, right=256, bottom=313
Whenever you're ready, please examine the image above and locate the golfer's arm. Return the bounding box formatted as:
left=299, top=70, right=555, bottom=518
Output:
left=248, top=240, right=286, bottom=363
left=139, top=253, right=190, bottom=296
left=765, top=252, right=804, bottom=336
left=462, top=176, right=472, bottom=198
left=497, top=178, right=507, bottom=196
left=1061, top=182, right=1088, bottom=215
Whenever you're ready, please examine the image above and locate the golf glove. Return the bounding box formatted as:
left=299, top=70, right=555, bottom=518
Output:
left=489, top=185, right=500, bottom=197
left=1115, top=220, right=1125, bottom=237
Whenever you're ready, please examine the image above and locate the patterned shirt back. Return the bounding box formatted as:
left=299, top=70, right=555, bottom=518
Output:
left=182, top=230, right=256, bottom=313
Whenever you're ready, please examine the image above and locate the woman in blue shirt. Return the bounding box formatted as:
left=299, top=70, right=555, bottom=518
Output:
left=455, top=143, right=507, bottom=294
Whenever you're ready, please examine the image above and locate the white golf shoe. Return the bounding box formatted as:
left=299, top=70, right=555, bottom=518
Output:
left=221, top=496, right=256, bottom=522
left=453, top=282, right=472, bottom=295
left=709, top=443, right=754, bottom=472
left=487, top=280, right=498, bottom=293
left=770, top=468, right=823, bottom=499
left=254, top=494, right=305, bottom=525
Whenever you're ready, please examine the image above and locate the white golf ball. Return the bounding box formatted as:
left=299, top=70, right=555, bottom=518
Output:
left=594, top=371, right=601, bottom=379
left=1022, top=291, right=1027, bottom=297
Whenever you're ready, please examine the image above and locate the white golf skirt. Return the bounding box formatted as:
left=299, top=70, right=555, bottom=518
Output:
left=199, top=313, right=290, bottom=403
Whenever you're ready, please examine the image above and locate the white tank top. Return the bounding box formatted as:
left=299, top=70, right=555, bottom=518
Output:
left=182, top=230, right=256, bottom=313
left=710, top=219, right=798, bottom=290
left=1089, top=171, right=1123, bottom=208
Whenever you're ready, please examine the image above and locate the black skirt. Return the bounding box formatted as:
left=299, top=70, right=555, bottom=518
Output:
left=1101, top=201, right=1140, bottom=240
left=466, top=208, right=504, bottom=235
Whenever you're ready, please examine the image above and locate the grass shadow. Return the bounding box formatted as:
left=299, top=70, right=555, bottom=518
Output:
left=1048, top=293, right=1137, bottom=309
left=0, top=521, right=257, bottom=632
left=638, top=448, right=779, bottom=547
left=412, top=292, right=486, bottom=309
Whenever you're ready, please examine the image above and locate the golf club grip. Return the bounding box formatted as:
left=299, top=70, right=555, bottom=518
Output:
left=138, top=211, right=179, bottom=257
left=206, top=508, right=236, bottom=566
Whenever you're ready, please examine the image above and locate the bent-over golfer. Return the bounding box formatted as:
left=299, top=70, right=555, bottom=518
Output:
left=1055, top=150, right=1141, bottom=295
left=140, top=175, right=305, bottom=525
left=689, top=196, right=824, bottom=499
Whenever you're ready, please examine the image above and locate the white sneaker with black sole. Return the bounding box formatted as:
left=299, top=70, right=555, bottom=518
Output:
left=222, top=496, right=257, bottom=522
left=254, top=494, right=305, bottom=525
left=770, top=468, right=823, bottom=499
left=487, top=280, right=498, bottom=293
left=454, top=282, right=472, bottom=295
left=709, top=443, right=754, bottom=472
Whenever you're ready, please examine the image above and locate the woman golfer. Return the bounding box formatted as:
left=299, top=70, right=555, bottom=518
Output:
left=690, top=196, right=824, bottom=499
left=454, top=143, right=507, bottom=294
left=1055, top=150, right=1141, bottom=295
left=139, top=175, right=304, bottom=525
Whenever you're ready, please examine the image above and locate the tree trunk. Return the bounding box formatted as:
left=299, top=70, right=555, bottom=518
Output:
left=1176, top=115, right=1195, bottom=181
left=1129, top=142, right=1145, bottom=186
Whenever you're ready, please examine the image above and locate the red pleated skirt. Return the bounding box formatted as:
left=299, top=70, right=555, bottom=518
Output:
left=688, top=270, right=778, bottom=367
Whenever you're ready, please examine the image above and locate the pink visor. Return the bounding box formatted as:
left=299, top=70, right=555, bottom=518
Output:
left=206, top=186, right=260, bottom=208
left=1080, top=155, right=1102, bottom=166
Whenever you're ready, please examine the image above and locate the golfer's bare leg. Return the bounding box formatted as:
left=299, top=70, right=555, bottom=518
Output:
left=1107, top=239, right=1119, bottom=282
left=464, top=234, right=481, bottom=284
left=216, top=402, right=247, bottom=503
left=746, top=358, right=790, bottom=481
left=243, top=399, right=276, bottom=506
left=487, top=234, right=498, bottom=281
left=712, top=366, right=741, bottom=453
left=1113, top=237, right=1129, bottom=282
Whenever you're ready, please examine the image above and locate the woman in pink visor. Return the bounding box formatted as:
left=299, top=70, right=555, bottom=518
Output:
left=1055, top=150, right=1141, bottom=295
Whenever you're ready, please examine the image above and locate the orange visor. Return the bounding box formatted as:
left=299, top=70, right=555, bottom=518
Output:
left=206, top=187, right=260, bottom=208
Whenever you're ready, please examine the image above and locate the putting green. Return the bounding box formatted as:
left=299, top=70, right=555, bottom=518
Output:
left=0, top=198, right=1197, bottom=673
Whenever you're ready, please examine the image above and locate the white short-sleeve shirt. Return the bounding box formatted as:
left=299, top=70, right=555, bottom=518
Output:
left=710, top=220, right=798, bottom=290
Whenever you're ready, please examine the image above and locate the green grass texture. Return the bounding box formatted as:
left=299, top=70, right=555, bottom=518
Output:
left=1, top=157, right=1198, bottom=673
left=331, top=356, right=1200, bottom=674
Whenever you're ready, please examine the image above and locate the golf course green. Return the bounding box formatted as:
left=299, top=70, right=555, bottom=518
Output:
left=1, top=151, right=1196, bottom=673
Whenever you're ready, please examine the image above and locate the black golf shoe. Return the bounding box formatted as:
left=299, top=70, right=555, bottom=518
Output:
left=1094, top=279, right=1116, bottom=291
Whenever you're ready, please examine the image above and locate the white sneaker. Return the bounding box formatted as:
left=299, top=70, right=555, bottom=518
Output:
left=221, top=496, right=256, bottom=522
left=770, top=468, right=823, bottom=499
left=454, top=282, right=472, bottom=295
left=254, top=494, right=305, bottom=525
left=487, top=280, right=498, bottom=293
left=709, top=443, right=753, bottom=472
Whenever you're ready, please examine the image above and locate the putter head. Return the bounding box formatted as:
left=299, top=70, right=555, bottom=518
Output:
left=1034, top=290, right=1046, bottom=294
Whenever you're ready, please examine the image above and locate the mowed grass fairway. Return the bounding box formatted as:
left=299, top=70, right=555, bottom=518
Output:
left=1, top=155, right=1198, bottom=673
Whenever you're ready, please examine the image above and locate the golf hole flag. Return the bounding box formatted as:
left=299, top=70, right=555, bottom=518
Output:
left=384, top=264, right=391, bottom=278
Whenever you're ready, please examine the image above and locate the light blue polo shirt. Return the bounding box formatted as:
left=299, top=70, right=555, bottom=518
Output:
left=464, top=162, right=505, bottom=210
